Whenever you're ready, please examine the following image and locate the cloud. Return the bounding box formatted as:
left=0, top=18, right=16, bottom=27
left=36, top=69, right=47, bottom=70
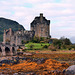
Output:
left=0, top=0, right=75, bottom=42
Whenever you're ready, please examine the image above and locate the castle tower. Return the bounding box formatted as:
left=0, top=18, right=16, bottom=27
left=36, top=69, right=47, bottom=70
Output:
left=3, top=29, right=6, bottom=44
left=31, top=13, right=50, bottom=38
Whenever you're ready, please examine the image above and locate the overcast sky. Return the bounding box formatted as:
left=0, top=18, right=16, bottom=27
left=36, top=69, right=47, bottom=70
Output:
left=0, top=0, right=75, bottom=43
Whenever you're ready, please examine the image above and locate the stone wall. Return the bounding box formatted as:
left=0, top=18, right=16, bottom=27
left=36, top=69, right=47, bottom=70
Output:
left=3, top=13, right=50, bottom=46
left=1, top=13, right=51, bottom=56
left=0, top=43, right=18, bottom=56
left=3, top=28, right=35, bottom=46
left=31, top=13, right=50, bottom=38
left=31, top=24, right=50, bottom=37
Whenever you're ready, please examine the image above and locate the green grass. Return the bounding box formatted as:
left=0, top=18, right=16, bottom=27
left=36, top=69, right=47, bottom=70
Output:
left=25, top=42, right=50, bottom=50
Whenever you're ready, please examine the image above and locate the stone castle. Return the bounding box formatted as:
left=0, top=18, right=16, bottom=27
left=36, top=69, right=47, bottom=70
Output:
left=0, top=13, right=50, bottom=56
left=31, top=13, right=50, bottom=37
left=3, top=28, right=35, bottom=46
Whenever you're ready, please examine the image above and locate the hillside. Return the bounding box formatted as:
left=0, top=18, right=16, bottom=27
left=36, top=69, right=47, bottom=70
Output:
left=0, top=17, right=25, bottom=42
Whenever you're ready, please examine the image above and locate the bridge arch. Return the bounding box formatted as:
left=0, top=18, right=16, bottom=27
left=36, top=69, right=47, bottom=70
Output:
left=0, top=47, right=2, bottom=56
left=0, top=47, right=2, bottom=52
left=5, top=47, right=10, bottom=56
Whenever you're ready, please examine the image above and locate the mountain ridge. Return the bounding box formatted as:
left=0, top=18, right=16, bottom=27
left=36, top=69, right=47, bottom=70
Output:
left=0, top=17, right=25, bottom=41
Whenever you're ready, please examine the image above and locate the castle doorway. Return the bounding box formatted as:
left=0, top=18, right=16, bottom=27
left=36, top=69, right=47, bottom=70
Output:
left=5, top=47, right=10, bottom=56
left=12, top=47, right=15, bottom=55
left=0, top=47, right=2, bottom=56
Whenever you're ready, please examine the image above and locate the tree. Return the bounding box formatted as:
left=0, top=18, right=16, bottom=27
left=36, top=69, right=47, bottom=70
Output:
left=64, top=38, right=71, bottom=45
left=60, top=37, right=71, bottom=45
left=53, top=39, right=62, bottom=49
left=40, top=37, right=44, bottom=41
left=31, top=36, right=40, bottom=43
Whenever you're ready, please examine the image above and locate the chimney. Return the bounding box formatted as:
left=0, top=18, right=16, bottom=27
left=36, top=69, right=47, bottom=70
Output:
left=40, top=13, right=43, bottom=23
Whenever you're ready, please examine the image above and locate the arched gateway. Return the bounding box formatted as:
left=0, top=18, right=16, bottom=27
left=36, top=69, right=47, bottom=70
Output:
left=0, top=43, right=18, bottom=56
left=5, top=47, right=10, bottom=56
left=0, top=47, right=2, bottom=56
left=0, top=28, right=25, bottom=56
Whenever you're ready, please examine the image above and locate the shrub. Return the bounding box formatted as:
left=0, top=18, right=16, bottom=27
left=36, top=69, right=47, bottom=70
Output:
left=29, top=45, right=34, bottom=49
left=66, top=45, right=73, bottom=50
left=31, top=37, right=40, bottom=43
left=40, top=41, right=45, bottom=43
left=43, top=45, right=48, bottom=48
left=62, top=45, right=66, bottom=49
left=74, top=48, right=75, bottom=50
left=60, top=37, right=72, bottom=45
left=21, top=40, right=29, bottom=44
left=68, top=47, right=72, bottom=50
left=40, top=37, right=44, bottom=41
left=53, top=39, right=62, bottom=49
left=48, top=45, right=56, bottom=51
left=63, top=38, right=71, bottom=45
left=41, top=44, right=43, bottom=46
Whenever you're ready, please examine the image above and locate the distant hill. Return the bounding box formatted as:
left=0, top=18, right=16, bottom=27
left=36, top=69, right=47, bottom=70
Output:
left=0, top=17, right=25, bottom=42
left=70, top=37, right=75, bottom=44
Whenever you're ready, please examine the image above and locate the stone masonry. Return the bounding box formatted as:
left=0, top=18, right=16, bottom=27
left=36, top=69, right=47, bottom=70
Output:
left=31, top=13, right=50, bottom=37
left=0, top=13, right=50, bottom=56
left=0, top=28, right=35, bottom=56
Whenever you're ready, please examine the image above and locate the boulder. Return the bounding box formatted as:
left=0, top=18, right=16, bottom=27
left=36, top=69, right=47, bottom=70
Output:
left=65, top=65, right=75, bottom=75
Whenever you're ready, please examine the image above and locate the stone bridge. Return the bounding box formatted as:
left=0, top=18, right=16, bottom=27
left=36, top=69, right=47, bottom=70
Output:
left=0, top=43, right=18, bottom=56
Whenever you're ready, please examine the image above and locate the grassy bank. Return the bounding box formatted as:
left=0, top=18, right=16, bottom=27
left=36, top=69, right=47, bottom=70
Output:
left=25, top=42, right=50, bottom=50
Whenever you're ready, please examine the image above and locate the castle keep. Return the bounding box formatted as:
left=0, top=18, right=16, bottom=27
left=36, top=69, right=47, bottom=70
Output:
left=31, top=13, right=50, bottom=37
left=0, top=13, right=50, bottom=56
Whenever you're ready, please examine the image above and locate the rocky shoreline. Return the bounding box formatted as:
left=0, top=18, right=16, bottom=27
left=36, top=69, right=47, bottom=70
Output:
left=0, top=57, right=71, bottom=75
left=0, top=53, right=74, bottom=75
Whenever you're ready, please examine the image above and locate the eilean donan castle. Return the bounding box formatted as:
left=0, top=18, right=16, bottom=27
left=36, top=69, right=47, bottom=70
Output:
left=0, top=13, right=50, bottom=56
